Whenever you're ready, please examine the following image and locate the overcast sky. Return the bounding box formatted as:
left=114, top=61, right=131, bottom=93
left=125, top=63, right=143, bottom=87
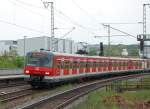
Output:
left=0, top=0, right=150, bottom=44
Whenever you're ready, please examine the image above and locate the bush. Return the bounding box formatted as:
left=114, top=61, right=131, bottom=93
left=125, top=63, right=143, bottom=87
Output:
left=0, top=56, right=24, bottom=68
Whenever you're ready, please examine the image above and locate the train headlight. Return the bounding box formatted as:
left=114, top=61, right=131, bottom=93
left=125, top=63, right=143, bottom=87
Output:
left=25, top=70, right=30, bottom=74
left=45, top=72, right=50, bottom=75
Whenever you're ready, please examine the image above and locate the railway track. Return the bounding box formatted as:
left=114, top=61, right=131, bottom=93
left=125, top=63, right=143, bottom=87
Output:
left=0, top=76, right=26, bottom=89
left=15, top=73, right=149, bottom=109
left=0, top=85, right=32, bottom=102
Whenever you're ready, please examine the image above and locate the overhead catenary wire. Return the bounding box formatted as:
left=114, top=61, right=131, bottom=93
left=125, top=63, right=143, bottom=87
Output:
left=13, top=0, right=45, bottom=9
left=71, top=0, right=138, bottom=39
left=54, top=9, right=96, bottom=35
left=0, top=19, right=49, bottom=34
left=53, top=27, right=75, bottom=47
left=9, top=0, right=97, bottom=36
left=7, top=0, right=47, bottom=17
left=11, top=0, right=75, bottom=29
left=105, top=25, right=137, bottom=38
left=71, top=0, right=101, bottom=25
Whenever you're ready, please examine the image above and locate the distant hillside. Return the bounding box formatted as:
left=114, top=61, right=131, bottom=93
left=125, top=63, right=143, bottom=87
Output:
left=88, top=44, right=139, bottom=57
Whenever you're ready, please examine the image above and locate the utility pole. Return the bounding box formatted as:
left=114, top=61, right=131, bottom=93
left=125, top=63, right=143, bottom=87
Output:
left=137, top=4, right=150, bottom=58
left=42, top=1, right=55, bottom=51
left=143, top=4, right=150, bottom=57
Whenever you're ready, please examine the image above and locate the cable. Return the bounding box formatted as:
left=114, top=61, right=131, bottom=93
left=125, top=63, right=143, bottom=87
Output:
left=109, top=26, right=137, bottom=38
left=71, top=0, right=100, bottom=24
left=71, top=0, right=140, bottom=39
left=54, top=9, right=96, bottom=35
left=53, top=27, right=75, bottom=47
left=102, top=24, right=137, bottom=38
left=7, top=0, right=47, bottom=17
left=0, top=19, right=49, bottom=34
left=13, top=0, right=96, bottom=35
left=14, top=0, right=43, bottom=9
left=99, top=22, right=143, bottom=25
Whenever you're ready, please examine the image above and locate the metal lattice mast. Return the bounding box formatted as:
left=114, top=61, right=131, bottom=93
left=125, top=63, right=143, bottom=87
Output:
left=50, top=2, right=55, bottom=51
left=143, top=4, right=150, bottom=57
left=143, top=4, right=147, bottom=35
left=42, top=1, right=54, bottom=51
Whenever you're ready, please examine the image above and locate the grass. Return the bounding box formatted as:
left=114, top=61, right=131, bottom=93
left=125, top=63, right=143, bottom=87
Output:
left=73, top=77, right=150, bottom=109
left=73, top=90, right=150, bottom=109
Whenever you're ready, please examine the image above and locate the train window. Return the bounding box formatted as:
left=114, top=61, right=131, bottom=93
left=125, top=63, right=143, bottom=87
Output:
left=26, top=54, right=52, bottom=67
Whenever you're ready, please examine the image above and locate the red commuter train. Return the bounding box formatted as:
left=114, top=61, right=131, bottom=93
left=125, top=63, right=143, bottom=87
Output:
left=24, top=51, right=150, bottom=88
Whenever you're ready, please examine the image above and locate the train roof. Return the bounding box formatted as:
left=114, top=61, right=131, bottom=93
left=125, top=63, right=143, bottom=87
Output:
left=27, top=51, right=147, bottom=61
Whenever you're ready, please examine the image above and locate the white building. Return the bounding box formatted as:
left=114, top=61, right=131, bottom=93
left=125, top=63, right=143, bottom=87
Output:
left=17, top=36, right=77, bottom=56
left=0, top=40, right=17, bottom=55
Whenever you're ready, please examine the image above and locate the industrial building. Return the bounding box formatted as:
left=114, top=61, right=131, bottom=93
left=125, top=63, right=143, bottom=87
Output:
left=17, top=36, right=84, bottom=56
left=0, top=40, right=17, bottom=56
left=0, top=36, right=87, bottom=56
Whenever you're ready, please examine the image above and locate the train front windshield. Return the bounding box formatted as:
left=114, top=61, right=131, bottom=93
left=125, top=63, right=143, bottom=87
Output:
left=26, top=52, right=52, bottom=67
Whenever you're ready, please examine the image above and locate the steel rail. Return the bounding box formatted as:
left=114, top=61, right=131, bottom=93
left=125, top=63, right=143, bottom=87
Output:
left=0, top=79, right=26, bottom=89
left=16, top=73, right=150, bottom=109
left=0, top=86, right=32, bottom=102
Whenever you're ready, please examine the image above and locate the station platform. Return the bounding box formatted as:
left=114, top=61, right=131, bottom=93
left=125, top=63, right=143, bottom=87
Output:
left=0, top=74, right=24, bottom=80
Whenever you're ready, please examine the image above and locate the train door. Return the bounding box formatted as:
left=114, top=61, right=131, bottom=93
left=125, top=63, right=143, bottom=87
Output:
left=86, top=59, right=90, bottom=73
left=124, top=61, right=127, bottom=70
left=111, top=60, right=114, bottom=71
left=88, top=58, right=92, bottom=73
left=100, top=59, right=105, bottom=72
left=79, top=61, right=82, bottom=74
left=96, top=60, right=99, bottom=72
left=108, top=59, right=112, bottom=71
left=77, top=59, right=80, bottom=74
left=79, top=58, right=84, bottom=74
left=147, top=61, right=150, bottom=69
left=72, top=59, right=77, bottom=75
left=98, top=59, right=101, bottom=72
left=103, top=59, right=106, bottom=71
left=92, top=59, right=96, bottom=72
left=69, top=58, right=73, bottom=75
left=60, top=57, right=65, bottom=76
left=64, top=59, right=69, bottom=75
left=113, top=60, right=116, bottom=71
left=55, top=57, right=61, bottom=76
left=83, top=59, right=87, bottom=73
